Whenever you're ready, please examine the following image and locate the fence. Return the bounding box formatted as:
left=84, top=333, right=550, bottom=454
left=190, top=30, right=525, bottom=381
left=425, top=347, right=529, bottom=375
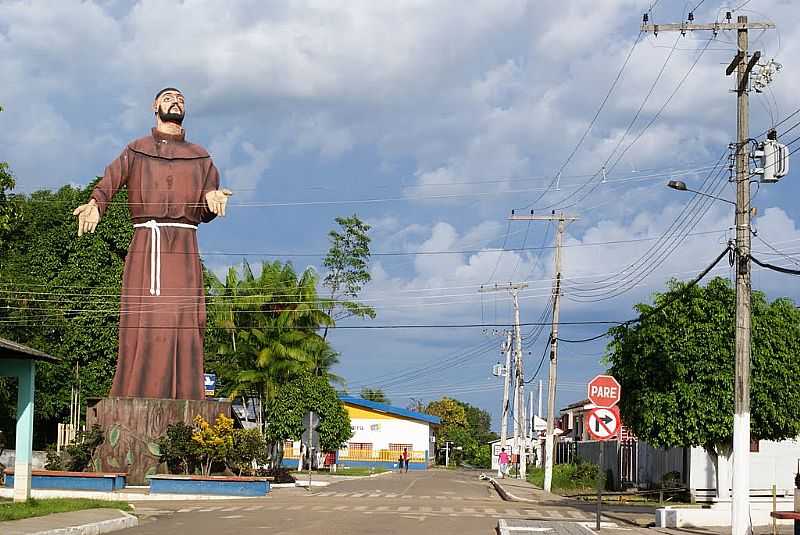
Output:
left=551, top=439, right=685, bottom=490
left=338, top=449, right=426, bottom=463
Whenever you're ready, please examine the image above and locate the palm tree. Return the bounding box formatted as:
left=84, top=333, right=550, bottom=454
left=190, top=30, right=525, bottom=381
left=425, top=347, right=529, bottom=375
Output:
left=205, top=260, right=340, bottom=436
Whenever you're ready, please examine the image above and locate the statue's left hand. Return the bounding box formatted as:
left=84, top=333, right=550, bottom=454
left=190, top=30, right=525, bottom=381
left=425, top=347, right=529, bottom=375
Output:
left=205, top=189, right=233, bottom=217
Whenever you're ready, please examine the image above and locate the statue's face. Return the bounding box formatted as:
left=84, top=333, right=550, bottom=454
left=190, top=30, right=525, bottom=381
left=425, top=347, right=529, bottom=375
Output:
left=153, top=90, right=185, bottom=125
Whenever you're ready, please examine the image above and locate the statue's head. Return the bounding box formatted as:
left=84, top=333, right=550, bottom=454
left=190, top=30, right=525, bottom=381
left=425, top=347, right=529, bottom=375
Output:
left=153, top=87, right=185, bottom=126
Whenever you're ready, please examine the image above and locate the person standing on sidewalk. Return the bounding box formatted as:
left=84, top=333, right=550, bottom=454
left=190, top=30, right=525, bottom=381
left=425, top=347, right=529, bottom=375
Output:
left=401, top=447, right=410, bottom=473
left=498, top=448, right=510, bottom=479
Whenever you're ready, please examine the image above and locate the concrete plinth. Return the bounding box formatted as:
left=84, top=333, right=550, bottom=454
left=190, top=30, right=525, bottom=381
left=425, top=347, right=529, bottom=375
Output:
left=86, top=397, right=231, bottom=485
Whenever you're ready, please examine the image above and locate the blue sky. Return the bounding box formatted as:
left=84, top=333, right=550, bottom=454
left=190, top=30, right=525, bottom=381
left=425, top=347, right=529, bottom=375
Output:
left=3, top=0, right=799, bottom=430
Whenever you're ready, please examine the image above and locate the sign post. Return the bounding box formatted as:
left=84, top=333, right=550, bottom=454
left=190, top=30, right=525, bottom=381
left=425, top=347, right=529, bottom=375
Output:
left=586, top=374, right=622, bottom=530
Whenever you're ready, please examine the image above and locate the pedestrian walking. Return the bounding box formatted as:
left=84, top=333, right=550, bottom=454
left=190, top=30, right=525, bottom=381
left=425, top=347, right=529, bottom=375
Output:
left=498, top=447, right=510, bottom=479
left=402, top=447, right=410, bottom=473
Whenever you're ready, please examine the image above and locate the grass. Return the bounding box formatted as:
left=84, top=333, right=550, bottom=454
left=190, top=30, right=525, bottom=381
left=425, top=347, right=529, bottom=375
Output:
left=0, top=498, right=132, bottom=523
left=289, top=467, right=391, bottom=477
left=526, top=463, right=599, bottom=493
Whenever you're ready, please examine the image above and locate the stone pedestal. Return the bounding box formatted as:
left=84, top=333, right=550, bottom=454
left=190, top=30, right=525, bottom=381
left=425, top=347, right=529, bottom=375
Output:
left=86, top=397, right=231, bottom=485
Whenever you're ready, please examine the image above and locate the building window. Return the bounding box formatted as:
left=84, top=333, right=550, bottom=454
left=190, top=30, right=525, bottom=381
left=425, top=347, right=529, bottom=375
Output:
left=389, top=443, right=413, bottom=451
left=348, top=442, right=373, bottom=451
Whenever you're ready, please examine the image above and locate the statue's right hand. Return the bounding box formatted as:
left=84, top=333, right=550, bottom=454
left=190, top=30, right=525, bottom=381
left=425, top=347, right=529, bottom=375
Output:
left=72, top=199, right=100, bottom=237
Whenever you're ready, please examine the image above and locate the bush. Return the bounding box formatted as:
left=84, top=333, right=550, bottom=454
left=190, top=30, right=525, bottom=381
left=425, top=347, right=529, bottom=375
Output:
left=256, top=466, right=295, bottom=484
left=157, top=422, right=200, bottom=475
left=63, top=425, right=104, bottom=472
left=227, top=428, right=269, bottom=476
left=44, top=446, right=64, bottom=471
left=192, top=414, right=235, bottom=476
left=661, top=471, right=682, bottom=489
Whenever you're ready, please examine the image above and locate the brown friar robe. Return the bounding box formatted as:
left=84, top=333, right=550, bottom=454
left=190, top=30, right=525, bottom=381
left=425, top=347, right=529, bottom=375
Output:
left=91, top=128, right=219, bottom=400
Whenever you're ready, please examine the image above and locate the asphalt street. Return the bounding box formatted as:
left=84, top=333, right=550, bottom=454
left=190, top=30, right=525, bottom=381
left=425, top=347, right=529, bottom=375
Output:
left=123, top=469, right=607, bottom=534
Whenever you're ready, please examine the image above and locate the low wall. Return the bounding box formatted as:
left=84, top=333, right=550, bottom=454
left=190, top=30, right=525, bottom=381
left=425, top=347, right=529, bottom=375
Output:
left=0, top=450, right=48, bottom=470
left=656, top=498, right=795, bottom=528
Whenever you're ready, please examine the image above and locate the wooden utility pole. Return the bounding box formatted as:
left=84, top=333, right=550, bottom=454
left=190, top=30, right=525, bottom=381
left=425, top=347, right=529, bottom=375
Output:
left=510, top=211, right=577, bottom=491
left=479, top=282, right=528, bottom=478
left=641, top=14, right=773, bottom=535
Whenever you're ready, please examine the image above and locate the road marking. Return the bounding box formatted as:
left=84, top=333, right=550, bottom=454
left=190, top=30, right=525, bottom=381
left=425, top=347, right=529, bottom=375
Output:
left=385, top=493, right=399, bottom=498
left=177, top=508, right=196, bottom=513
left=332, top=505, right=348, bottom=511
left=420, top=506, right=433, bottom=513
left=221, top=506, right=242, bottom=512
left=401, top=495, right=412, bottom=499
left=319, top=491, right=336, bottom=496
left=354, top=505, right=368, bottom=511
left=439, top=506, right=454, bottom=513
left=335, top=492, right=349, bottom=497
left=311, top=505, right=327, bottom=511
left=351, top=493, right=365, bottom=497
left=197, top=507, right=222, bottom=512
left=483, top=508, right=497, bottom=514
left=505, top=508, right=522, bottom=516
left=286, top=505, right=303, bottom=511
left=376, top=506, right=389, bottom=511
left=368, top=493, right=381, bottom=497
left=397, top=506, right=411, bottom=512
left=221, top=515, right=244, bottom=519
left=243, top=506, right=263, bottom=511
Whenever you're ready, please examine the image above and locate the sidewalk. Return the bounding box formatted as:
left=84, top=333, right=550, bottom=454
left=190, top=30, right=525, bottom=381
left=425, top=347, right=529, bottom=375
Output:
left=2, top=508, right=137, bottom=535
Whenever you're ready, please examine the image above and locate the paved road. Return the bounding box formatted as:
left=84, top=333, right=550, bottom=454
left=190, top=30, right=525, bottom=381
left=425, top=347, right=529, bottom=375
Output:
left=123, top=469, right=601, bottom=535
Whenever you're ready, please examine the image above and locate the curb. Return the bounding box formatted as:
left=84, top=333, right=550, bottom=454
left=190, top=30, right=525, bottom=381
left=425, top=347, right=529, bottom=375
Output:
left=480, top=473, right=536, bottom=503
left=18, top=510, right=138, bottom=535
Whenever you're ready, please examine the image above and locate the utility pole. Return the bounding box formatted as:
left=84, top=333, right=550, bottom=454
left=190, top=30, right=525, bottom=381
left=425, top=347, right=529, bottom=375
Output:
left=479, top=282, right=528, bottom=478
left=641, top=14, right=773, bottom=535
left=500, top=331, right=513, bottom=460
left=510, top=211, right=577, bottom=492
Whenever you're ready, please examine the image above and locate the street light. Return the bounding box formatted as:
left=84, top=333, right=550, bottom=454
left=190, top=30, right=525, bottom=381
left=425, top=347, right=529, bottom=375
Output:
left=666, top=180, right=736, bottom=206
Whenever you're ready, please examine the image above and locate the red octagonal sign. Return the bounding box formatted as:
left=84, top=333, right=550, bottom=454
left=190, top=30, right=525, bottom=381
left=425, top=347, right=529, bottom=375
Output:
left=588, top=374, right=621, bottom=408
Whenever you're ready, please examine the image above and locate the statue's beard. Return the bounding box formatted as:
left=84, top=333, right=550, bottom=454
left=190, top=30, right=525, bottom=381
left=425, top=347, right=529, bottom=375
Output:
left=158, top=105, right=184, bottom=125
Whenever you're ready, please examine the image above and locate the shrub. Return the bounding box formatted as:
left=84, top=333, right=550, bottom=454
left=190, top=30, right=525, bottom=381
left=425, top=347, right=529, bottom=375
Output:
left=157, top=422, right=200, bottom=475
left=661, top=471, right=682, bottom=489
left=64, top=425, right=104, bottom=472
left=192, top=414, right=234, bottom=476
left=227, top=428, right=269, bottom=476
left=45, top=446, right=64, bottom=471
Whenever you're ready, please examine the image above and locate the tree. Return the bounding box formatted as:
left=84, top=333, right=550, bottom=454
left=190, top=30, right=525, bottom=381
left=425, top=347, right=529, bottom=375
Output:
left=606, top=277, right=800, bottom=498
left=359, top=387, right=390, bottom=404
left=205, top=261, right=335, bottom=432
left=264, top=372, right=352, bottom=465
left=0, top=183, right=132, bottom=446
left=321, top=215, right=375, bottom=339
left=192, top=414, right=235, bottom=476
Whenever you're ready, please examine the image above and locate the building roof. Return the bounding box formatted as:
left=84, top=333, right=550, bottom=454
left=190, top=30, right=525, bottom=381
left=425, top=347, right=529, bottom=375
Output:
left=0, top=337, right=59, bottom=363
left=339, top=395, right=441, bottom=425
left=560, top=398, right=592, bottom=413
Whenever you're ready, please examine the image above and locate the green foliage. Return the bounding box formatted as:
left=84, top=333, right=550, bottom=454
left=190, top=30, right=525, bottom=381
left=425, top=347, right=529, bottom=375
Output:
left=0, top=498, right=131, bottom=522
left=157, top=422, right=199, bottom=475
left=424, top=397, right=496, bottom=467
left=527, top=461, right=599, bottom=492
left=0, top=183, right=132, bottom=446
left=63, top=424, right=104, bottom=472
left=44, top=446, right=64, bottom=471
left=205, top=261, right=338, bottom=427
left=607, top=277, right=800, bottom=453
left=192, top=414, right=235, bottom=477
left=265, top=372, right=352, bottom=452
left=322, top=214, right=376, bottom=330
left=228, top=428, right=270, bottom=476
left=359, top=387, right=389, bottom=404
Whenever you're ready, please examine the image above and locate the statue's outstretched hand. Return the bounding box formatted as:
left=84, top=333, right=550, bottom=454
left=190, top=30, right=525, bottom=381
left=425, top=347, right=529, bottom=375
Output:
left=73, top=199, right=100, bottom=237
left=205, top=189, right=233, bottom=217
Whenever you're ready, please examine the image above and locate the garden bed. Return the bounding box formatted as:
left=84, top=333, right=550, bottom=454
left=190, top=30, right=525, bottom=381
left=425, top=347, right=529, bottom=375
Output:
left=3, top=469, right=127, bottom=492
left=147, top=474, right=270, bottom=496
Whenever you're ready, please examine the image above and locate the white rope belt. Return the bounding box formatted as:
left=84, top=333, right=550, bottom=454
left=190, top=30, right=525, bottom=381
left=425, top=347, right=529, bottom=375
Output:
left=133, top=220, right=198, bottom=296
